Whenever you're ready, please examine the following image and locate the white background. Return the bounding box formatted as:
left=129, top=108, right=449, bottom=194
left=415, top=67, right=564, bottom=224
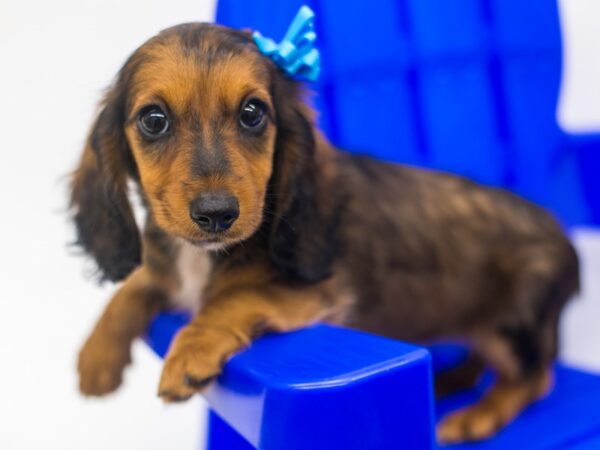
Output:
left=0, top=1, right=598, bottom=449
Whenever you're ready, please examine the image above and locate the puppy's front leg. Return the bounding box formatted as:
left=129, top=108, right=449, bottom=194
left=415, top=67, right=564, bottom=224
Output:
left=158, top=280, right=341, bottom=401
left=78, top=267, right=168, bottom=396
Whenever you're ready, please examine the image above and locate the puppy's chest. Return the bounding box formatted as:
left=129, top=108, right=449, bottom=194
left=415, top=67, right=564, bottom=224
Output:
left=171, top=240, right=212, bottom=314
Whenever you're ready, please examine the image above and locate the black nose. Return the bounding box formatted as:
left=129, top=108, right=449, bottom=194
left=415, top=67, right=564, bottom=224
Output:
left=189, top=193, right=239, bottom=233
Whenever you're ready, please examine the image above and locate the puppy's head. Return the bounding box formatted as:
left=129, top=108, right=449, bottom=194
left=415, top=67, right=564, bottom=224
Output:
left=71, top=23, right=325, bottom=282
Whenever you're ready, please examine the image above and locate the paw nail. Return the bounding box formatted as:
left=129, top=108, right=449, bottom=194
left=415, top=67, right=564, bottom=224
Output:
left=184, top=375, right=214, bottom=389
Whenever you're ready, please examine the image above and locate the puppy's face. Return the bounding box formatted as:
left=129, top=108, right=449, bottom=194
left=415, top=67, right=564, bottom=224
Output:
left=72, top=23, right=323, bottom=282
left=124, top=25, right=276, bottom=249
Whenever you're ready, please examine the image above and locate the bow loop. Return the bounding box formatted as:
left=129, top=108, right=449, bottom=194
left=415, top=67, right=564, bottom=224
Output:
left=252, top=5, right=321, bottom=82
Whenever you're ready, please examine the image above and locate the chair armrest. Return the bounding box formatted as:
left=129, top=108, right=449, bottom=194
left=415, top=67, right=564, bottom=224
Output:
left=146, top=312, right=435, bottom=450
left=569, top=134, right=600, bottom=216
left=565, top=134, right=600, bottom=223
left=548, top=132, right=600, bottom=227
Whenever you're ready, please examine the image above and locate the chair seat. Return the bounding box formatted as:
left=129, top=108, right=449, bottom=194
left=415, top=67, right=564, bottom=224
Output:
left=437, top=365, right=600, bottom=449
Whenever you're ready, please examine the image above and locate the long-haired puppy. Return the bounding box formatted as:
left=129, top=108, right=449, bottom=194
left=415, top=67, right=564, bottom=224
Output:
left=70, top=23, right=579, bottom=443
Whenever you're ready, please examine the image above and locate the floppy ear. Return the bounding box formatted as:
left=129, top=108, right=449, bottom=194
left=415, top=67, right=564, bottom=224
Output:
left=267, top=78, right=337, bottom=283
left=70, top=85, right=141, bottom=282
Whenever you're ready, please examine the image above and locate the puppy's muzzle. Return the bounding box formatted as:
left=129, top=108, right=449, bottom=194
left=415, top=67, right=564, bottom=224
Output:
left=189, top=192, right=239, bottom=233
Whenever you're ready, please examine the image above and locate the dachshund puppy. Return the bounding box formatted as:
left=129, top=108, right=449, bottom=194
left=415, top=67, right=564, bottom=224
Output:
left=70, top=23, right=579, bottom=443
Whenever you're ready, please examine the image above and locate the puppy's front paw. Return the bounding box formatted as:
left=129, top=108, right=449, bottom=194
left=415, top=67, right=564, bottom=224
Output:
left=158, top=325, right=243, bottom=402
left=78, top=332, right=131, bottom=396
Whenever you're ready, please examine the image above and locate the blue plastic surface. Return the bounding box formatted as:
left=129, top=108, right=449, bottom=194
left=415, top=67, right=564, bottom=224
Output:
left=207, top=411, right=254, bottom=450
left=216, top=0, right=600, bottom=226
left=148, top=315, right=434, bottom=450
left=146, top=312, right=600, bottom=449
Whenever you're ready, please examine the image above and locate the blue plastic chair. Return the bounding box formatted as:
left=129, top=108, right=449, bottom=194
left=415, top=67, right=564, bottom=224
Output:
left=146, top=1, right=600, bottom=448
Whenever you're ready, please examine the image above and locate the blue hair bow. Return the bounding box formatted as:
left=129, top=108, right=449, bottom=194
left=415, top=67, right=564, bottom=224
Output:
left=252, top=5, right=321, bottom=82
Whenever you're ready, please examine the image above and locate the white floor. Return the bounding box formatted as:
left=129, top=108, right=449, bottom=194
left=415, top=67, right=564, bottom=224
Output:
left=0, top=1, right=598, bottom=449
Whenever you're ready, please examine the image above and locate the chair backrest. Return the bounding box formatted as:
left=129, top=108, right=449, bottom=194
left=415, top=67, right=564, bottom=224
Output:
left=217, top=0, right=598, bottom=226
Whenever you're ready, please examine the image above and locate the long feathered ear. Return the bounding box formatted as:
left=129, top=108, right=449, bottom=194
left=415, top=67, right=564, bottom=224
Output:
left=70, top=83, right=141, bottom=282
left=267, top=77, right=337, bottom=283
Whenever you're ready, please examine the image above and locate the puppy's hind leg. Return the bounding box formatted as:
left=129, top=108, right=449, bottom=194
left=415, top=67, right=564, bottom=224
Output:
left=78, top=267, right=169, bottom=396
left=436, top=334, right=553, bottom=443
left=434, top=353, right=485, bottom=398
left=437, top=241, right=577, bottom=443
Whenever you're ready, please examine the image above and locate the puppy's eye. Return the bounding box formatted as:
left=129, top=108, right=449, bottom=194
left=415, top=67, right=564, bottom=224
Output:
left=240, top=99, right=266, bottom=130
left=137, top=105, right=170, bottom=138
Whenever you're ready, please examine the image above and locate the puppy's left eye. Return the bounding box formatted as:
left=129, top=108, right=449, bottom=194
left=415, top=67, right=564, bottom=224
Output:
left=240, top=99, right=267, bottom=130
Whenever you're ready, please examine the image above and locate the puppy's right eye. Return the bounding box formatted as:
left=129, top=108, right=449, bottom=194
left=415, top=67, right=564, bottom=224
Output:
left=137, top=105, right=170, bottom=138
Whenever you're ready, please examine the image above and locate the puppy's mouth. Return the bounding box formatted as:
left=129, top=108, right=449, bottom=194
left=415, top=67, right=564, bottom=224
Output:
left=186, top=234, right=237, bottom=252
